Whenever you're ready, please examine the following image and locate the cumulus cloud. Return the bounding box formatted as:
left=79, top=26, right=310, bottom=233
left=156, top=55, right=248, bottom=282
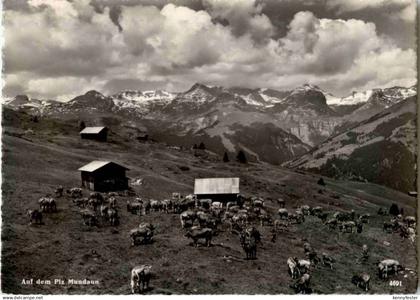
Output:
left=326, top=0, right=416, bottom=23
left=203, top=0, right=274, bottom=42
left=2, top=0, right=416, bottom=100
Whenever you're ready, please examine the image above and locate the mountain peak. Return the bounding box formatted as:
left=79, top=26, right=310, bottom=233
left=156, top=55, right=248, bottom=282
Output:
left=84, top=90, right=106, bottom=98
left=188, top=83, right=211, bottom=92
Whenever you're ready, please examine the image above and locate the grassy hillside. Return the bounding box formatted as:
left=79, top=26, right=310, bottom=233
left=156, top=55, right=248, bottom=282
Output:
left=1, top=109, right=417, bottom=294
left=287, top=97, right=417, bottom=193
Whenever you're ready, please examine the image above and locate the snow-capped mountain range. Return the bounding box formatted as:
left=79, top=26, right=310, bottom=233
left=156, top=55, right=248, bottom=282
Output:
left=3, top=83, right=416, bottom=176
left=5, top=83, right=415, bottom=112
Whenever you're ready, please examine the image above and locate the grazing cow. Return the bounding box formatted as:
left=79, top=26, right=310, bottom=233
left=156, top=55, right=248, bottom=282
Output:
left=27, top=209, right=43, bottom=225
left=88, top=198, right=100, bottom=212
left=38, top=197, right=48, bottom=212
left=377, top=207, right=386, bottom=215
left=300, top=205, right=310, bottom=216
left=291, top=273, right=311, bottom=294
left=100, top=204, right=108, bottom=218
left=180, top=210, right=197, bottom=229
left=212, top=201, right=223, bottom=210
left=274, top=219, right=288, bottom=231
left=400, top=225, right=416, bottom=242
left=296, top=209, right=305, bottom=222
left=185, top=194, right=197, bottom=201
left=55, top=185, right=63, bottom=197
left=378, top=259, right=403, bottom=279
left=176, top=198, right=195, bottom=213
left=403, top=216, right=416, bottom=227
left=127, top=201, right=142, bottom=215
left=67, top=188, right=83, bottom=198
left=318, top=212, right=329, bottom=223
left=89, top=192, right=104, bottom=204
left=356, top=221, right=363, bottom=233
left=162, top=199, right=173, bottom=213
left=303, top=242, right=313, bottom=254
left=253, top=199, right=264, bottom=208
left=339, top=221, right=356, bottom=233
left=307, top=251, right=319, bottom=265
left=231, top=213, right=248, bottom=232
left=383, top=221, right=394, bottom=233
left=259, top=210, right=273, bottom=226
left=185, top=227, right=213, bottom=247
left=197, top=211, right=218, bottom=229
left=197, top=199, right=212, bottom=210
left=240, top=229, right=257, bottom=260
left=278, top=198, right=285, bottom=208
left=131, top=265, right=152, bottom=293
left=288, top=213, right=304, bottom=224
left=108, top=197, right=117, bottom=209
left=130, top=226, right=154, bottom=246
left=73, top=197, right=89, bottom=208
left=352, top=273, right=370, bottom=292
left=80, top=209, right=97, bottom=226
left=226, top=201, right=237, bottom=211
left=107, top=208, right=119, bottom=226
left=297, top=259, right=311, bottom=274
left=228, top=205, right=240, bottom=213
left=278, top=208, right=288, bottom=220
left=236, top=194, right=246, bottom=208
left=48, top=198, right=57, bottom=212
left=359, top=214, right=370, bottom=224
left=140, top=200, right=151, bottom=215
left=38, top=197, right=57, bottom=212
left=310, top=206, right=323, bottom=216
left=172, top=192, right=182, bottom=201
left=407, top=227, right=416, bottom=243
left=223, top=211, right=235, bottom=223
left=210, top=206, right=223, bottom=220
left=287, top=257, right=300, bottom=279
left=361, top=244, right=369, bottom=262
left=322, top=253, right=334, bottom=269
left=150, top=199, right=162, bottom=212
left=325, top=218, right=338, bottom=230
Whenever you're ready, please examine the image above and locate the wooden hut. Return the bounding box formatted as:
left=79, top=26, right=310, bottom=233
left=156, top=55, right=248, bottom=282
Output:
left=78, top=161, right=129, bottom=192
left=80, top=126, right=108, bottom=142
left=194, top=177, right=239, bottom=202
left=137, top=133, right=149, bottom=141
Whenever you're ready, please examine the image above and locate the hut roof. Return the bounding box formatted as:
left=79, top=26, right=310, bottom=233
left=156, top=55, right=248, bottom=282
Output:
left=78, top=160, right=129, bottom=173
left=79, top=126, right=107, bottom=134
left=194, top=178, right=239, bottom=195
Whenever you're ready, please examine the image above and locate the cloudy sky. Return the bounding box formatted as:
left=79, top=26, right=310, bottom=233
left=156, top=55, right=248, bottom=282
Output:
left=2, top=0, right=417, bottom=101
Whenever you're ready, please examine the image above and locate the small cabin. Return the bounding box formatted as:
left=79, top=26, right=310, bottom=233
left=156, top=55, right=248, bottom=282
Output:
left=80, top=126, right=108, bottom=142
left=194, top=177, right=239, bottom=202
left=408, top=191, right=418, bottom=197
left=137, top=133, right=149, bottom=141
left=78, top=161, right=129, bottom=192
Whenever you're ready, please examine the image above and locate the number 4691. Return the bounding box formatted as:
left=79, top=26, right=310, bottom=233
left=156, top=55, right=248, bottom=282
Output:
left=389, top=280, right=402, bottom=286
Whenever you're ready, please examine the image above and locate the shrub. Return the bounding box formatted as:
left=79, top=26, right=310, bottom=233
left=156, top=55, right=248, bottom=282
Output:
left=317, top=177, right=326, bottom=186
left=79, top=120, right=86, bottom=131
left=389, top=203, right=400, bottom=216
left=223, top=152, right=229, bottom=162
left=236, top=150, right=247, bottom=164
left=198, top=142, right=206, bottom=150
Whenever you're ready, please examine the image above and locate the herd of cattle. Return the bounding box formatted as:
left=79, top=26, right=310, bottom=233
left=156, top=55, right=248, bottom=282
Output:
left=26, top=186, right=416, bottom=294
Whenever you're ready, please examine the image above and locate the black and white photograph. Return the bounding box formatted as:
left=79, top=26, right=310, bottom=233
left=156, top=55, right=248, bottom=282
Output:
left=1, top=0, right=418, bottom=295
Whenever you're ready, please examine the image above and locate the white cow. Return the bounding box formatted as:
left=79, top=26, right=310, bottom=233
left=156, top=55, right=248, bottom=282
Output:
left=131, top=265, right=152, bottom=293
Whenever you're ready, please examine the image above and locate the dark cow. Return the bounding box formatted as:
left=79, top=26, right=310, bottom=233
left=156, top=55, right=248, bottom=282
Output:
left=352, top=273, right=370, bottom=291
left=290, top=274, right=311, bottom=294
left=185, top=227, right=213, bottom=247
left=27, top=209, right=43, bottom=225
